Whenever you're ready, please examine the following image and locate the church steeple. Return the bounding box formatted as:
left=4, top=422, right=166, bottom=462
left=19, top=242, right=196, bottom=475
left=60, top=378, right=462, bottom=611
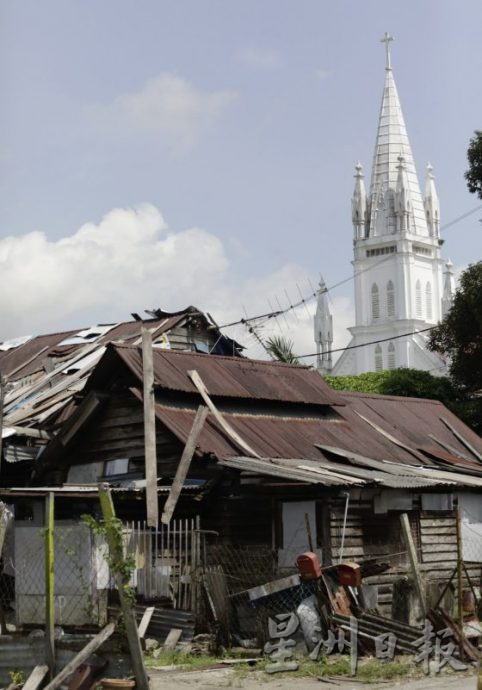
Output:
left=314, top=278, right=333, bottom=375
left=366, top=35, right=428, bottom=238
left=330, top=34, right=448, bottom=378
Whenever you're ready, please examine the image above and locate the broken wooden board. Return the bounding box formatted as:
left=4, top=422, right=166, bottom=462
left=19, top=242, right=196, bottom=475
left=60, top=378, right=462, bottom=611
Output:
left=137, top=606, right=155, bottom=640
left=43, top=623, right=115, bottom=690
left=22, top=666, right=49, bottom=690
left=163, top=628, right=183, bottom=651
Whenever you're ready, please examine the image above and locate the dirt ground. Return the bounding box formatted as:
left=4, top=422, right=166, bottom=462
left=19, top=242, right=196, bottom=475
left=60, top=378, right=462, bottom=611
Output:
left=148, top=666, right=477, bottom=690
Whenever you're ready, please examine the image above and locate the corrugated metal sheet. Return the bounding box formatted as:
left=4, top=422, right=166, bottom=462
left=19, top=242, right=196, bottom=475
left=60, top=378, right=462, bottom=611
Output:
left=343, top=391, right=482, bottom=466
left=115, top=346, right=344, bottom=406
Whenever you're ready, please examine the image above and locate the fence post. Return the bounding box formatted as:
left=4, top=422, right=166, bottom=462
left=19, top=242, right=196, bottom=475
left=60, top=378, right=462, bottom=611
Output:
left=45, top=492, right=55, bottom=678
left=455, top=505, right=465, bottom=660
left=98, top=485, right=150, bottom=690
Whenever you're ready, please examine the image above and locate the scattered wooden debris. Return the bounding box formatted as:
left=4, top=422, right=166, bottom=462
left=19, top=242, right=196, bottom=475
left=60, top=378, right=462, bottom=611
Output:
left=22, top=666, right=49, bottom=690
left=163, top=628, right=183, bottom=651
left=43, top=623, right=115, bottom=690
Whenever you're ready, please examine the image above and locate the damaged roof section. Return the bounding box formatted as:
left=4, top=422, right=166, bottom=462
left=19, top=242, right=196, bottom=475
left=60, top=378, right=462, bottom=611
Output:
left=37, top=344, right=482, bottom=490
left=0, top=306, right=243, bottom=439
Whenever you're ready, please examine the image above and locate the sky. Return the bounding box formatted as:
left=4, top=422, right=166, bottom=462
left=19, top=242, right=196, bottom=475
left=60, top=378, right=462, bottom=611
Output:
left=0, top=1, right=481, bottom=360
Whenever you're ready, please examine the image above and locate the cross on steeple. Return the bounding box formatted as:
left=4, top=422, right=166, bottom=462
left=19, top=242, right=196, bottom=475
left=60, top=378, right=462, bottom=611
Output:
left=380, top=32, right=394, bottom=70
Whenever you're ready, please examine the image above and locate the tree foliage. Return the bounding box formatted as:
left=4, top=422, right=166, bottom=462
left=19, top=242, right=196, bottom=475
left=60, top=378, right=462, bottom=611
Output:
left=465, top=130, right=482, bottom=200
left=428, top=262, right=482, bottom=393
left=264, top=335, right=300, bottom=364
left=325, top=368, right=455, bottom=404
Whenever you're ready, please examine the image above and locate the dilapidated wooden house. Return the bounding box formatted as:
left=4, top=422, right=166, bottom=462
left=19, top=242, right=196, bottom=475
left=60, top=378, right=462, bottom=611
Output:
left=14, top=344, right=482, bottom=625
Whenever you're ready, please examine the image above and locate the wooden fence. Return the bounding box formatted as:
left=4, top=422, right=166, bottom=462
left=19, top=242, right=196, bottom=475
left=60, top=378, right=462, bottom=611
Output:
left=123, top=517, right=201, bottom=610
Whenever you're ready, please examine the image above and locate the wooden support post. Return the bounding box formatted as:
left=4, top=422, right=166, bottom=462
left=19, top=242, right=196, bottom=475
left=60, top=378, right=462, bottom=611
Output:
left=455, top=505, right=465, bottom=659
left=98, top=486, right=150, bottom=690
left=400, top=512, right=426, bottom=617
left=45, top=492, right=55, bottom=678
left=142, top=328, right=158, bottom=528
left=161, top=405, right=208, bottom=525
left=43, top=623, right=115, bottom=690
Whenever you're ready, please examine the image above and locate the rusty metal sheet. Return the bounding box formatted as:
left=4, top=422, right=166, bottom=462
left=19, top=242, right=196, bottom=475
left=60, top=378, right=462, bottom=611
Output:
left=116, top=346, right=345, bottom=406
left=342, top=392, right=482, bottom=466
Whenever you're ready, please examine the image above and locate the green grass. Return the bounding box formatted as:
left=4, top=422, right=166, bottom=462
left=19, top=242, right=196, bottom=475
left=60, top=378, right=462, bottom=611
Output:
left=145, top=651, right=223, bottom=670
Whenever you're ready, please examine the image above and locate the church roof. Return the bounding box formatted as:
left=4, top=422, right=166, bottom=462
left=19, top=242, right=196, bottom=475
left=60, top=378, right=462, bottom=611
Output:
left=369, top=65, right=428, bottom=236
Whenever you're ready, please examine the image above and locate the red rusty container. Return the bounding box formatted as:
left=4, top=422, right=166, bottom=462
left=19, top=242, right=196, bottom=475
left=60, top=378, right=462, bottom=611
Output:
left=338, top=561, right=362, bottom=587
left=296, top=551, right=322, bottom=580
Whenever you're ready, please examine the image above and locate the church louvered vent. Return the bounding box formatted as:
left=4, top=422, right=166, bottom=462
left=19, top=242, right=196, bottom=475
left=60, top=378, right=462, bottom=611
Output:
left=387, top=281, right=395, bottom=317
left=415, top=280, right=422, bottom=318
left=388, top=342, right=396, bottom=369
left=426, top=282, right=433, bottom=321
left=375, top=344, right=383, bottom=372
left=371, top=283, right=380, bottom=320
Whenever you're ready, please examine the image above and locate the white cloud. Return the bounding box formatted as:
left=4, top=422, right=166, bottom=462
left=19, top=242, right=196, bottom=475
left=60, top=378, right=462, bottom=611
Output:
left=87, top=73, right=238, bottom=154
left=238, top=47, right=281, bottom=70
left=0, top=203, right=353, bottom=363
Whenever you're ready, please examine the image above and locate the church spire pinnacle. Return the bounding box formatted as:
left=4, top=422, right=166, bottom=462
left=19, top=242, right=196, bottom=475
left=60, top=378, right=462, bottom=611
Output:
left=424, top=162, right=440, bottom=237
left=314, top=277, right=333, bottom=375
left=365, top=36, right=428, bottom=238
left=351, top=162, right=367, bottom=239
left=380, top=32, right=394, bottom=70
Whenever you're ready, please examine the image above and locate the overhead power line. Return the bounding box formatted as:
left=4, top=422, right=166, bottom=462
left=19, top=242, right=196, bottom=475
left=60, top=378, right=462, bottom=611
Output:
left=217, top=204, right=482, bottom=331
left=295, top=326, right=435, bottom=360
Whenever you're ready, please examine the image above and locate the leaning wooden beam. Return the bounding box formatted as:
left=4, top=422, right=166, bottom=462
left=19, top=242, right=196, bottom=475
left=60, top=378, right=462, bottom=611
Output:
left=440, top=417, right=482, bottom=463
left=187, top=370, right=260, bottom=458
left=161, top=405, right=208, bottom=525
left=400, top=512, right=426, bottom=617
left=137, top=606, right=155, bottom=641
left=142, top=328, right=158, bottom=528
left=22, top=665, right=49, bottom=690
left=44, top=492, right=55, bottom=679
left=42, top=623, right=115, bottom=690
left=354, top=411, right=427, bottom=463
left=98, top=486, right=150, bottom=690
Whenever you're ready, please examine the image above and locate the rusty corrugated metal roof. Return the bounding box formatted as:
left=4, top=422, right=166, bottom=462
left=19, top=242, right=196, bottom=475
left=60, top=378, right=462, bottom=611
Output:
left=342, top=391, right=482, bottom=466
left=116, top=346, right=345, bottom=406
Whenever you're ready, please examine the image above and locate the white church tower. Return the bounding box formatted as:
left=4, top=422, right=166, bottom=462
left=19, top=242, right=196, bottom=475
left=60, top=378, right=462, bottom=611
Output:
left=330, top=34, right=452, bottom=376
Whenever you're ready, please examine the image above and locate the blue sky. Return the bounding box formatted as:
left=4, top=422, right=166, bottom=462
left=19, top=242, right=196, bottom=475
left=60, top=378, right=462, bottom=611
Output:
left=1, top=1, right=481, bottom=354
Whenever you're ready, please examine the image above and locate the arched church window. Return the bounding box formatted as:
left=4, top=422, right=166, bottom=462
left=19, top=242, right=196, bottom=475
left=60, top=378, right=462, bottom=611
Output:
left=426, top=282, right=433, bottom=321
left=375, top=344, right=383, bottom=372
left=371, top=283, right=380, bottom=320
left=415, top=280, right=422, bottom=318
left=388, top=342, right=396, bottom=369
left=387, top=281, right=395, bottom=317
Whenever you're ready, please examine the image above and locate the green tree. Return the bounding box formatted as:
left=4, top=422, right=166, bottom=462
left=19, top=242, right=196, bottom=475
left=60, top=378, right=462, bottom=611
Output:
left=264, top=335, right=300, bottom=364
left=428, top=262, right=482, bottom=394
left=325, top=368, right=455, bottom=404
left=465, top=130, right=482, bottom=199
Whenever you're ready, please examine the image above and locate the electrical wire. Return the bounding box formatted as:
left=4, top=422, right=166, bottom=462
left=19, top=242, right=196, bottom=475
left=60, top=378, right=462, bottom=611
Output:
left=217, top=204, right=482, bottom=330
